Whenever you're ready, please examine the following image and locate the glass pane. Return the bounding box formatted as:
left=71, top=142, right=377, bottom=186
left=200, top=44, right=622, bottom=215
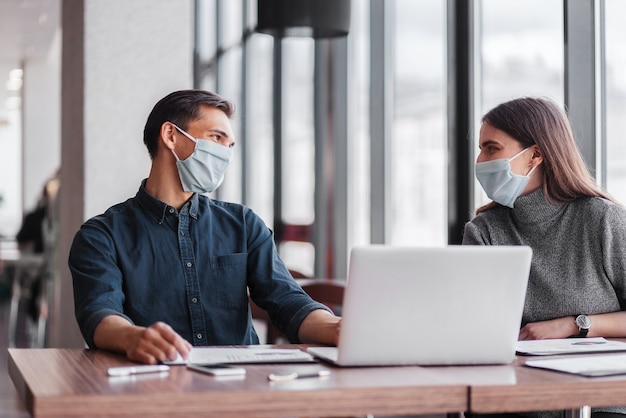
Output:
left=280, top=38, right=315, bottom=273
left=196, top=0, right=217, bottom=64
left=198, top=72, right=216, bottom=93
left=477, top=0, right=563, bottom=207
left=390, top=0, right=446, bottom=245
left=347, top=0, right=370, bottom=249
left=245, top=33, right=274, bottom=224
left=282, top=38, right=315, bottom=225
left=480, top=0, right=563, bottom=110
left=218, top=0, right=242, bottom=48
left=244, top=0, right=256, bottom=30
left=605, top=0, right=626, bottom=203
left=279, top=241, right=315, bottom=278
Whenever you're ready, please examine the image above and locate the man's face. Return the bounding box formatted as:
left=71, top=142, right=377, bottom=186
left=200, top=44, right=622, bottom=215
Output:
left=173, top=105, right=236, bottom=161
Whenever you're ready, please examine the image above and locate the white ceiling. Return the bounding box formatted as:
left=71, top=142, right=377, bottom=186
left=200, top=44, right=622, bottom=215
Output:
left=0, top=0, right=60, bottom=113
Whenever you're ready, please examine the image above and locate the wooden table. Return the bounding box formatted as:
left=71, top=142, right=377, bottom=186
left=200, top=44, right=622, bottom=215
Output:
left=11, top=348, right=626, bottom=418
left=469, top=355, right=626, bottom=418
left=8, top=347, right=468, bottom=418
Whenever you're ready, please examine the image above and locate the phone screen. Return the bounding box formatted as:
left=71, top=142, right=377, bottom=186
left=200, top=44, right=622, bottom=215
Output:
left=186, top=364, right=247, bottom=376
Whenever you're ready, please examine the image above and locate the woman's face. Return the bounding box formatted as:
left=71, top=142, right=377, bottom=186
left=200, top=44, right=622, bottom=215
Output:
left=477, top=122, right=533, bottom=176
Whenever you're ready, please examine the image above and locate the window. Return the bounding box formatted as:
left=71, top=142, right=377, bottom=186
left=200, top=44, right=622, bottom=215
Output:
left=244, top=34, right=274, bottom=222
left=347, top=0, right=370, bottom=249
left=279, top=38, right=316, bottom=276
left=390, top=0, right=446, bottom=245
left=605, top=0, right=626, bottom=203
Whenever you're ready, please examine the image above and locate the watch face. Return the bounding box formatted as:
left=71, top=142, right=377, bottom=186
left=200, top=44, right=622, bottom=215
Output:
left=576, top=315, right=591, bottom=329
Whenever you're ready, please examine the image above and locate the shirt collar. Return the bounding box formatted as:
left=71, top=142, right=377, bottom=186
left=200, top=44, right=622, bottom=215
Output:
left=136, top=179, right=200, bottom=224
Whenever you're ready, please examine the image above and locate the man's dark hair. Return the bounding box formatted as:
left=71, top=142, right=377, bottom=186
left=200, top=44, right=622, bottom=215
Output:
left=143, top=89, right=235, bottom=159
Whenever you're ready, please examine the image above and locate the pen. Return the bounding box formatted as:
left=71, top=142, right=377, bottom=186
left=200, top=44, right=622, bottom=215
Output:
left=268, top=370, right=330, bottom=382
left=107, top=365, right=170, bottom=377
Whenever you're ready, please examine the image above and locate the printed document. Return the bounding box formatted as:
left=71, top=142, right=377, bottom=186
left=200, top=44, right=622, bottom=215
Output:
left=165, top=346, right=316, bottom=365
left=516, top=337, right=626, bottom=356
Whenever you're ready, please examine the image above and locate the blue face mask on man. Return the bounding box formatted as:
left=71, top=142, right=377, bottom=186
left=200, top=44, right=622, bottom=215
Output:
left=475, top=147, right=537, bottom=208
left=170, top=123, right=233, bottom=194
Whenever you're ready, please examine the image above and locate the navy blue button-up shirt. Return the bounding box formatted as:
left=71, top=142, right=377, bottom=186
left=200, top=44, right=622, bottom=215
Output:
left=69, top=181, right=328, bottom=349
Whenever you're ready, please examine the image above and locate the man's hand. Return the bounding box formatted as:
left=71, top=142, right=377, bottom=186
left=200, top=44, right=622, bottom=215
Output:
left=334, top=318, right=341, bottom=346
left=125, top=322, right=192, bottom=364
left=518, top=316, right=577, bottom=340
left=94, top=316, right=192, bottom=364
left=298, top=309, right=342, bottom=345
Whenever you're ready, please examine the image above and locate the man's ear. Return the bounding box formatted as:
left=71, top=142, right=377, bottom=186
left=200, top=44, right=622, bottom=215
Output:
left=160, top=122, right=177, bottom=151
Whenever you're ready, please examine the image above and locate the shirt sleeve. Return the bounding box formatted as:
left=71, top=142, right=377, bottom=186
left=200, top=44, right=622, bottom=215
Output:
left=243, top=208, right=331, bottom=343
left=68, top=219, right=133, bottom=348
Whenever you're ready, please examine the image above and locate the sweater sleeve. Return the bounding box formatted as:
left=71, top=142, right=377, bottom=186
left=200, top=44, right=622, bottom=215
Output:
left=600, top=202, right=626, bottom=309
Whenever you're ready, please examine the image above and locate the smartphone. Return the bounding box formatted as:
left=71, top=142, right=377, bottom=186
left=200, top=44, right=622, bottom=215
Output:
left=186, top=364, right=247, bottom=376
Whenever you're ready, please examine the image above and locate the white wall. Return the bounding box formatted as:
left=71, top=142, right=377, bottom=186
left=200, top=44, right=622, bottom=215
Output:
left=84, top=0, right=194, bottom=219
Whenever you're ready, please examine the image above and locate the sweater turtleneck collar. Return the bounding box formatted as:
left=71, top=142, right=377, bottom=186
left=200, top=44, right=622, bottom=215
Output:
left=511, top=187, right=566, bottom=226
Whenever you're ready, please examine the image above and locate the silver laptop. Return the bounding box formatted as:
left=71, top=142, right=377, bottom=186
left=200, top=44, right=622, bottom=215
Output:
left=307, top=245, right=532, bottom=366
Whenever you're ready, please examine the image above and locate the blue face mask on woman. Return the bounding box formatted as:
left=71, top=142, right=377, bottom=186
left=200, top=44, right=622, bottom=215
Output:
left=475, top=147, right=537, bottom=208
left=170, top=123, right=233, bottom=194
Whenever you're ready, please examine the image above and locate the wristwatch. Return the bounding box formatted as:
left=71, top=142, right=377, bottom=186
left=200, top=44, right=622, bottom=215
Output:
left=575, top=314, right=591, bottom=337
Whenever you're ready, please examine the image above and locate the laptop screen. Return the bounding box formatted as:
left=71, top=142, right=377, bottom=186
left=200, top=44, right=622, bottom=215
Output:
left=309, top=245, right=532, bottom=366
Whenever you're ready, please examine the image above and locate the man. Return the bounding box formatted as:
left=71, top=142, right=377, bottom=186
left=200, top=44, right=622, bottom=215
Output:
left=69, top=90, right=340, bottom=364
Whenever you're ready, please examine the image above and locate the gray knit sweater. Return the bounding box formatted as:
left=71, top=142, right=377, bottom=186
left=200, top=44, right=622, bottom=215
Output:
left=463, top=188, right=626, bottom=418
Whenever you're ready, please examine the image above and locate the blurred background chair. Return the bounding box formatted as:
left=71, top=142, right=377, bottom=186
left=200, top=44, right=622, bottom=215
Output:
left=299, top=279, right=345, bottom=314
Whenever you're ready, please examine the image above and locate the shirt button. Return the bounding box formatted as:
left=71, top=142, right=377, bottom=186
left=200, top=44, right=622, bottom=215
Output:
left=186, top=262, right=192, bottom=267
left=169, top=208, right=175, bottom=213
left=192, top=297, right=198, bottom=303
left=196, top=333, right=202, bottom=340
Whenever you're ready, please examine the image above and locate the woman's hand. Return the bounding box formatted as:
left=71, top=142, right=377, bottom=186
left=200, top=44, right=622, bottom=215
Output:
left=518, top=316, right=577, bottom=340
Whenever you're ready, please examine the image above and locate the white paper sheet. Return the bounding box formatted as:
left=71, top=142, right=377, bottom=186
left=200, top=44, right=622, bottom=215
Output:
left=525, top=353, right=626, bottom=377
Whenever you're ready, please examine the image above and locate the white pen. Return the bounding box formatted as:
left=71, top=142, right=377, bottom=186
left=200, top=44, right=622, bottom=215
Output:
left=268, top=370, right=330, bottom=382
left=107, top=364, right=170, bottom=377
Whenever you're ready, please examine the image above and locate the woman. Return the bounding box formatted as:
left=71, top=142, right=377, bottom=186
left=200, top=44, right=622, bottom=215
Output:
left=463, top=97, right=626, bottom=418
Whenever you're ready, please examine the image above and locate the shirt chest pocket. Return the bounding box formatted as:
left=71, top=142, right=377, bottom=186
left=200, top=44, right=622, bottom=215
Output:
left=205, top=253, right=248, bottom=309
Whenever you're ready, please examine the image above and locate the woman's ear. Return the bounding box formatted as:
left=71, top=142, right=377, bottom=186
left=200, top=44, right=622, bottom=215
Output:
left=530, top=144, right=543, bottom=166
